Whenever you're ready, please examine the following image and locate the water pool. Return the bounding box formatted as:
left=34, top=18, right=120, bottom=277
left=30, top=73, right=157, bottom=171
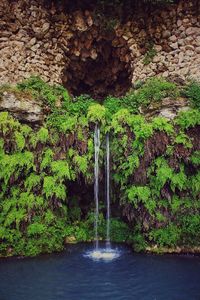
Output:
left=0, top=244, right=200, bottom=300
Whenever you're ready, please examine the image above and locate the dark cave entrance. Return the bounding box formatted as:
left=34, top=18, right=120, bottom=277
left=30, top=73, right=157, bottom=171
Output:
left=62, top=32, right=133, bottom=100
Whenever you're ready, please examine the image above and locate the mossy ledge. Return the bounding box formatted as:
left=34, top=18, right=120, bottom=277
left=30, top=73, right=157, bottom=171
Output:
left=0, top=76, right=200, bottom=257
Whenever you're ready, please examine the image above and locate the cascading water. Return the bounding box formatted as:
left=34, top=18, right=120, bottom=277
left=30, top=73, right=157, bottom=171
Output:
left=94, top=123, right=100, bottom=250
left=85, top=127, right=120, bottom=261
left=105, top=132, right=111, bottom=249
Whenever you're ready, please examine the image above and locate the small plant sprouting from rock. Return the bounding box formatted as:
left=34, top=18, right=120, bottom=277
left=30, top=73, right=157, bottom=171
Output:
left=143, top=43, right=157, bottom=65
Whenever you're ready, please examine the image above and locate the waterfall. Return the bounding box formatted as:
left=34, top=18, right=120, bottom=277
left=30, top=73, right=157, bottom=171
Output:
left=86, top=128, right=120, bottom=260
left=105, top=132, right=111, bottom=249
left=94, top=124, right=100, bottom=250
left=94, top=129, right=111, bottom=250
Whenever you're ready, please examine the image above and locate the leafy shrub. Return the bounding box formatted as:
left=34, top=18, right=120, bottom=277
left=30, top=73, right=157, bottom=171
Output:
left=149, top=157, right=173, bottom=190
left=152, top=117, right=174, bottom=134
left=131, top=226, right=148, bottom=252
left=170, top=166, right=187, bottom=192
left=63, top=94, right=95, bottom=116
left=176, top=109, right=200, bottom=129
left=128, top=186, right=156, bottom=215
left=180, top=214, right=200, bottom=245
left=104, top=96, right=125, bottom=115
left=46, top=111, right=78, bottom=133
left=184, top=81, right=200, bottom=110
left=109, top=218, right=131, bottom=242
left=149, top=224, right=181, bottom=247
left=43, top=176, right=66, bottom=200
left=174, top=132, right=192, bottom=148
left=25, top=173, right=41, bottom=192
left=51, top=160, right=73, bottom=180
left=37, top=127, right=49, bottom=143
left=73, top=155, right=88, bottom=174
left=87, top=104, right=106, bottom=123
left=17, top=76, right=70, bottom=108
left=104, top=95, right=139, bottom=115
left=136, top=77, right=179, bottom=107
left=15, top=132, right=25, bottom=151
left=110, top=78, right=179, bottom=114
left=190, top=151, right=200, bottom=166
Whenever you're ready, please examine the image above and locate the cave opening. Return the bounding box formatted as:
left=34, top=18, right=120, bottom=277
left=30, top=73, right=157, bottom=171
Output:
left=62, top=33, right=133, bottom=100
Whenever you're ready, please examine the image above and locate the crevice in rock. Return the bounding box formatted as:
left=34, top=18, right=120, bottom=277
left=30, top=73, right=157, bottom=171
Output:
left=62, top=29, right=132, bottom=100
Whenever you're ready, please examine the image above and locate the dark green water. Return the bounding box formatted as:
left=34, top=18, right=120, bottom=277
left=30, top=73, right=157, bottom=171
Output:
left=0, top=244, right=200, bottom=300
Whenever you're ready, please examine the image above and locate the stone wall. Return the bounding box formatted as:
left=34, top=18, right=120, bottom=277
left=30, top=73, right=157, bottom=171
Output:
left=0, top=0, right=199, bottom=96
left=124, top=1, right=200, bottom=83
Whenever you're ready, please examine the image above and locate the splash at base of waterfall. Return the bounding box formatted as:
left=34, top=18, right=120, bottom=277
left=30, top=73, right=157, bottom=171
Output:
left=85, top=247, right=121, bottom=262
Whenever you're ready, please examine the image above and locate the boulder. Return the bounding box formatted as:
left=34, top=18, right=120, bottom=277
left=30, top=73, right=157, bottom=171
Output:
left=0, top=91, right=44, bottom=124
left=141, top=97, right=189, bottom=120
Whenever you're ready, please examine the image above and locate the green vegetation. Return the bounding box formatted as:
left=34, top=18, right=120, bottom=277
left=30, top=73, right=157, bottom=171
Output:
left=0, top=75, right=199, bottom=257
left=17, top=76, right=70, bottom=108
left=143, top=43, right=157, bottom=65
left=183, top=80, right=200, bottom=110
left=104, top=77, right=179, bottom=115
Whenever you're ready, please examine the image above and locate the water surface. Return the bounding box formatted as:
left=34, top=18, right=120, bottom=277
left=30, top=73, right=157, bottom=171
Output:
left=0, top=244, right=200, bottom=300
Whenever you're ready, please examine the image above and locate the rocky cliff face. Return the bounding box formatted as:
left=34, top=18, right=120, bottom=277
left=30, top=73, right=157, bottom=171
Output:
left=0, top=0, right=199, bottom=99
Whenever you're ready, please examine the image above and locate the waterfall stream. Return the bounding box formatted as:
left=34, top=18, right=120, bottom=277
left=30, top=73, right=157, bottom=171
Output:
left=105, top=132, right=111, bottom=249
left=88, top=126, right=120, bottom=261
left=94, top=124, right=100, bottom=250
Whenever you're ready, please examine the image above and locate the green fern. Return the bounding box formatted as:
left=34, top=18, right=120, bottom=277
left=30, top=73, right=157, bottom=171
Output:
left=37, top=127, right=49, bottom=143
left=15, top=132, right=25, bottom=151
left=190, top=151, right=200, bottom=165
left=25, top=173, right=42, bottom=192
left=51, top=160, right=73, bottom=180
left=40, top=149, right=54, bottom=171
left=87, top=104, right=106, bottom=124
left=43, top=176, right=66, bottom=200
left=73, top=155, right=88, bottom=174
left=175, top=132, right=192, bottom=148
left=170, top=166, right=187, bottom=192
left=176, top=109, right=200, bottom=129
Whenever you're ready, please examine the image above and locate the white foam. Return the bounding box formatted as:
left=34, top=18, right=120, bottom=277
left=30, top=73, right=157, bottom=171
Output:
left=85, top=248, right=121, bottom=262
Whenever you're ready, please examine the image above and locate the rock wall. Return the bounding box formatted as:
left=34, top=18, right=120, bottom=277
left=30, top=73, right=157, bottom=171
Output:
left=0, top=0, right=199, bottom=97
left=125, top=1, right=200, bottom=83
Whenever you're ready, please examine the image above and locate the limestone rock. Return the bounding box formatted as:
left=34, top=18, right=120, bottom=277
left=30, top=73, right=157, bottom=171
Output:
left=65, top=236, right=77, bottom=244
left=142, top=97, right=189, bottom=120
left=159, top=108, right=177, bottom=119
left=42, top=22, right=50, bottom=33
left=177, top=20, right=182, bottom=27
left=29, top=37, right=36, bottom=46
left=0, top=0, right=200, bottom=90
left=170, top=42, right=178, bottom=49
left=154, top=45, right=162, bottom=52
left=169, top=35, right=177, bottom=42
left=162, top=30, right=171, bottom=39
left=196, top=47, right=200, bottom=54
left=186, top=27, right=199, bottom=36
left=0, top=92, right=44, bottom=124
